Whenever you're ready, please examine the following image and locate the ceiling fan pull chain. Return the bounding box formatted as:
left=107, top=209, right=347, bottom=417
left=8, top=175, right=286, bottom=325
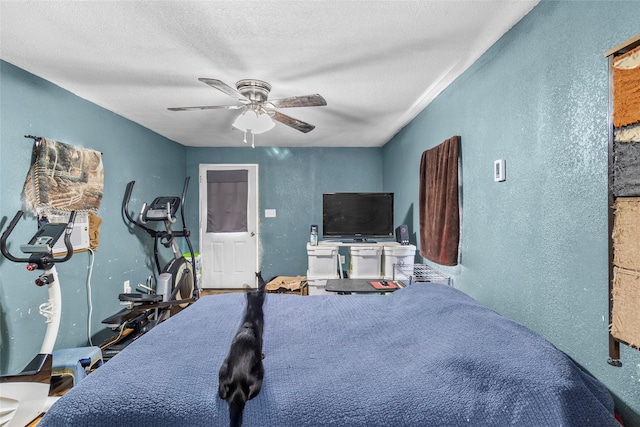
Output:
left=243, top=131, right=247, bottom=144
left=251, top=132, right=255, bottom=148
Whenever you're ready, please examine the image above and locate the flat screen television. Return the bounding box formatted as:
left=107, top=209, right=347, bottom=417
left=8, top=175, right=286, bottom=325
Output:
left=322, top=192, right=394, bottom=242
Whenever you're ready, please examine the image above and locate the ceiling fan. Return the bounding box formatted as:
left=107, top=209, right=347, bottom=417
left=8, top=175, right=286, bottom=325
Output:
left=168, top=78, right=327, bottom=135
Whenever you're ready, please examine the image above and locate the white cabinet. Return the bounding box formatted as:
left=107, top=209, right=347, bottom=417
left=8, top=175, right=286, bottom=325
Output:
left=307, top=241, right=416, bottom=279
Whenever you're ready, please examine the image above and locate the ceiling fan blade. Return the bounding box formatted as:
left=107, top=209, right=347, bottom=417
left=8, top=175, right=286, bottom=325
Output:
left=168, top=105, right=244, bottom=111
left=271, top=111, right=316, bottom=133
left=268, top=94, right=327, bottom=108
left=198, top=78, right=249, bottom=102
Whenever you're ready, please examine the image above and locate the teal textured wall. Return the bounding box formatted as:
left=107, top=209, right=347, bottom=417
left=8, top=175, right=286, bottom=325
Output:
left=383, top=1, right=640, bottom=423
left=185, top=147, right=384, bottom=280
left=0, top=61, right=187, bottom=374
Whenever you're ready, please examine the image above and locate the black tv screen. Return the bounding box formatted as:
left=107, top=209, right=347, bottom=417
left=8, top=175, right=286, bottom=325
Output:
left=322, top=193, right=394, bottom=241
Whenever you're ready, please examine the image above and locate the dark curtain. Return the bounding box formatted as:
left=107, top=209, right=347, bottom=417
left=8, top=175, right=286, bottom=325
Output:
left=419, top=136, right=460, bottom=266
left=206, top=170, right=248, bottom=233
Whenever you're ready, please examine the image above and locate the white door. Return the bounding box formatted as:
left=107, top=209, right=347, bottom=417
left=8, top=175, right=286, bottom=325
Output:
left=199, top=164, right=259, bottom=289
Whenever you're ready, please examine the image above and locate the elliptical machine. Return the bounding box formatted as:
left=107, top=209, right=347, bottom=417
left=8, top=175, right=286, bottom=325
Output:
left=0, top=210, right=76, bottom=427
left=101, top=177, right=198, bottom=354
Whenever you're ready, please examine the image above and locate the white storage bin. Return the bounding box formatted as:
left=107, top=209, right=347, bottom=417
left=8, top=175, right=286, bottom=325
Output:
left=349, top=246, right=382, bottom=279
left=382, top=244, right=416, bottom=279
left=307, top=243, right=339, bottom=279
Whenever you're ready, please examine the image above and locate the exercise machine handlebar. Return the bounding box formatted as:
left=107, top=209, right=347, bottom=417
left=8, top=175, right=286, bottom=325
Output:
left=124, top=181, right=152, bottom=234
left=123, top=179, right=190, bottom=234
left=1, top=210, right=76, bottom=265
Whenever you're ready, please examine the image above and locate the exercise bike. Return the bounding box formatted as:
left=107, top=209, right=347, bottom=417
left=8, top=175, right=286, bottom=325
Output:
left=101, top=177, right=198, bottom=355
left=0, top=210, right=76, bottom=427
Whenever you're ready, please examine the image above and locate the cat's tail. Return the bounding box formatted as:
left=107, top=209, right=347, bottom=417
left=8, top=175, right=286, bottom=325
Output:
left=228, top=400, right=245, bottom=427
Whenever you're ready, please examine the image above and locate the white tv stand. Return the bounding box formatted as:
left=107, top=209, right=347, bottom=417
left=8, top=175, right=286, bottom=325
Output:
left=308, top=241, right=414, bottom=280
left=318, top=240, right=400, bottom=247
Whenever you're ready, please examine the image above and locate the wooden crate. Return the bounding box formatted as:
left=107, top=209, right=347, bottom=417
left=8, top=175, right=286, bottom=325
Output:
left=611, top=267, right=640, bottom=349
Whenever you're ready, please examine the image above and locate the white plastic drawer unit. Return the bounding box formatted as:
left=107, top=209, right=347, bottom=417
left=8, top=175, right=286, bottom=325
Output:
left=307, top=243, right=339, bottom=279
left=349, top=246, right=382, bottom=279
left=382, top=244, right=416, bottom=279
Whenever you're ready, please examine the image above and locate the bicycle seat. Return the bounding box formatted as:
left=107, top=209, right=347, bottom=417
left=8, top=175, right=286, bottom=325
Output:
left=118, top=293, right=163, bottom=303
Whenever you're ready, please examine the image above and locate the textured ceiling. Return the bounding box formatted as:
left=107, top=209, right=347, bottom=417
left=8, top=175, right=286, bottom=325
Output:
left=0, top=1, right=538, bottom=147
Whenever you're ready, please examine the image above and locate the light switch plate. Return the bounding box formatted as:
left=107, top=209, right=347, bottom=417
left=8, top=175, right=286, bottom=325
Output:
left=265, top=209, right=276, bottom=218
left=494, top=159, right=506, bottom=182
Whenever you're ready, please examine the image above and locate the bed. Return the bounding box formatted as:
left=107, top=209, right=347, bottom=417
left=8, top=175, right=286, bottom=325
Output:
left=40, top=282, right=619, bottom=426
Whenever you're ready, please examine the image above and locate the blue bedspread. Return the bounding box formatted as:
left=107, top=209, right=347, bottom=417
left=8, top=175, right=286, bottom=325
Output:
left=41, top=283, right=619, bottom=426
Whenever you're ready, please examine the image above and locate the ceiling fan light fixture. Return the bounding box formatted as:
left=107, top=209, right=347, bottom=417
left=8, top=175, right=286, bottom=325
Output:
left=232, top=110, right=275, bottom=135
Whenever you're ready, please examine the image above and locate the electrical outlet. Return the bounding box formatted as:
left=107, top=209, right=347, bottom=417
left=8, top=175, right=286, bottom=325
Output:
left=265, top=209, right=276, bottom=218
left=340, top=255, right=346, bottom=264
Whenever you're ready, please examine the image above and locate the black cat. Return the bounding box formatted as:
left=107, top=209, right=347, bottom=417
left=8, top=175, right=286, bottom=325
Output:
left=218, top=272, right=267, bottom=427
